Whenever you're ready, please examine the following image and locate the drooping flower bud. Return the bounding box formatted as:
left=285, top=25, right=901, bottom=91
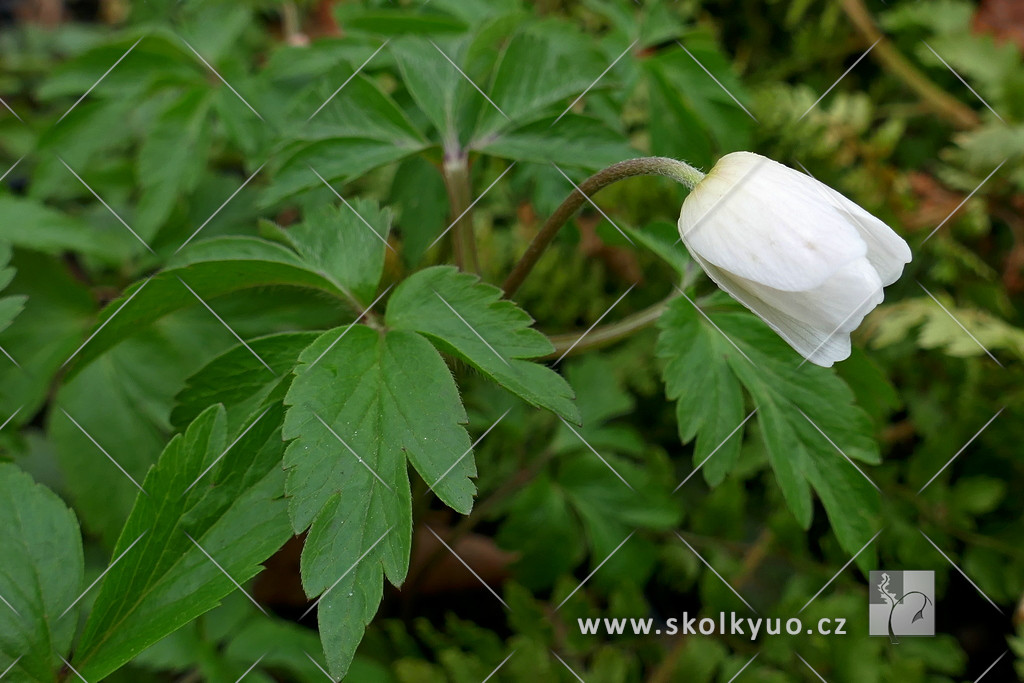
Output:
left=678, top=151, right=911, bottom=367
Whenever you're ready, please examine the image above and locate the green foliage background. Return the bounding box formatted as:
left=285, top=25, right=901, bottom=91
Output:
left=0, top=0, right=1022, bottom=681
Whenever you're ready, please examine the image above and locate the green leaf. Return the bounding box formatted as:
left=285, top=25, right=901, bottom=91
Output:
left=386, top=266, right=579, bottom=423
left=657, top=297, right=746, bottom=486
left=0, top=196, right=138, bottom=261
left=52, top=308, right=233, bottom=545
left=283, top=325, right=477, bottom=678
left=472, top=30, right=598, bottom=140
left=64, top=236, right=359, bottom=379
left=390, top=36, right=474, bottom=149
left=73, top=405, right=293, bottom=681
left=341, top=9, right=468, bottom=36
left=135, top=87, right=212, bottom=239
left=0, top=464, right=84, bottom=681
left=263, top=137, right=427, bottom=207
left=172, top=332, right=320, bottom=433
left=475, top=114, right=635, bottom=170
left=388, top=156, right=449, bottom=267
left=657, top=297, right=879, bottom=556
left=0, top=252, right=94, bottom=427
left=0, top=243, right=26, bottom=335
left=274, top=200, right=392, bottom=305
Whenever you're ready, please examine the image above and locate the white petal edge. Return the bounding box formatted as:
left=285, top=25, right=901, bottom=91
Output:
left=678, top=152, right=867, bottom=292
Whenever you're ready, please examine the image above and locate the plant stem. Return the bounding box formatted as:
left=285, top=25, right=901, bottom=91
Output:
left=839, top=0, right=979, bottom=129
left=543, top=294, right=677, bottom=359
left=442, top=155, right=479, bottom=273
left=502, top=157, right=704, bottom=297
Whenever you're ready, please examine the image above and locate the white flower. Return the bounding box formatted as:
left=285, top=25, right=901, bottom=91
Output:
left=677, top=151, right=911, bottom=367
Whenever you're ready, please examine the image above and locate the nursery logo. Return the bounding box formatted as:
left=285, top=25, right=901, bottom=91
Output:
left=869, top=571, right=935, bottom=642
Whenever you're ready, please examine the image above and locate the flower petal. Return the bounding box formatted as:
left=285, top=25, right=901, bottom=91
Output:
left=823, top=188, right=911, bottom=286
left=678, top=152, right=867, bottom=292
left=691, top=253, right=885, bottom=367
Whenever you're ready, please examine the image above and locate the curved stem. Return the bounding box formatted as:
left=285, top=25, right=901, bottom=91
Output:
left=543, top=294, right=677, bottom=359
left=501, top=157, right=704, bottom=297
left=839, top=0, right=979, bottom=129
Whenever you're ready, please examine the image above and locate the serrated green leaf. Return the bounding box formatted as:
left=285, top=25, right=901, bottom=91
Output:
left=65, top=236, right=360, bottom=379
left=386, top=266, right=579, bottom=423
left=283, top=324, right=477, bottom=678
left=73, top=404, right=292, bottom=681
left=390, top=36, right=475, bottom=149
left=0, top=243, right=25, bottom=335
left=172, top=332, right=320, bottom=433
left=475, top=114, right=635, bottom=170
left=0, top=464, right=84, bottom=682
left=657, top=298, right=746, bottom=486
left=135, top=87, right=212, bottom=239
left=657, top=298, right=879, bottom=555
left=276, top=200, right=392, bottom=304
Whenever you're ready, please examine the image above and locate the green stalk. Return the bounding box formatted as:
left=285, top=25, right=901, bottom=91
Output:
left=501, top=156, right=703, bottom=297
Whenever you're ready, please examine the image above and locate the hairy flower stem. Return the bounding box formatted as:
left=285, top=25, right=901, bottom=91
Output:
left=501, top=157, right=704, bottom=297
left=442, top=155, right=479, bottom=273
